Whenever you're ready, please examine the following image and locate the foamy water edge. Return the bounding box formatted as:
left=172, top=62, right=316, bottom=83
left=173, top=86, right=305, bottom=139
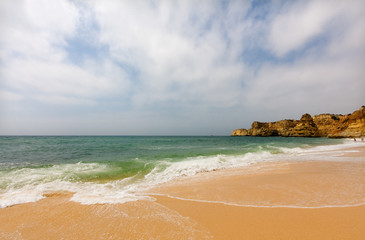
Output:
left=1, top=139, right=364, bottom=208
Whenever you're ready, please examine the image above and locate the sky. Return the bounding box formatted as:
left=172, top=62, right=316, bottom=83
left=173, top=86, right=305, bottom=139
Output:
left=0, top=0, right=364, bottom=135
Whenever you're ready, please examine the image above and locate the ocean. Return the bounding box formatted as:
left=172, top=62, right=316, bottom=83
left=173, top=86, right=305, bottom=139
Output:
left=0, top=136, right=360, bottom=208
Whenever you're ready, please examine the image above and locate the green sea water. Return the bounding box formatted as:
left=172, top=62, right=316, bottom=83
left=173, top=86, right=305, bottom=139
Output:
left=0, top=136, right=353, bottom=207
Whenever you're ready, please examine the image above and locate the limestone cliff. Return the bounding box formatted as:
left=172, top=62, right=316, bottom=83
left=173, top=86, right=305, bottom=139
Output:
left=312, top=114, right=345, bottom=136
left=231, top=106, right=365, bottom=138
left=231, top=129, right=249, bottom=136
left=328, top=106, right=365, bottom=137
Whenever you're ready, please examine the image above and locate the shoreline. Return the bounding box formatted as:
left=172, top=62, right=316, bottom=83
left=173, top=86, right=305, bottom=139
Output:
left=147, top=145, right=365, bottom=208
left=1, top=145, right=365, bottom=239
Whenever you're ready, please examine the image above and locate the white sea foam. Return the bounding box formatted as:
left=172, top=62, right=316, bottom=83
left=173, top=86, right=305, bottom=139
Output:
left=276, top=140, right=365, bottom=161
left=143, top=151, right=277, bottom=186
left=1, top=140, right=364, bottom=208
left=0, top=153, right=270, bottom=207
left=0, top=163, right=113, bottom=208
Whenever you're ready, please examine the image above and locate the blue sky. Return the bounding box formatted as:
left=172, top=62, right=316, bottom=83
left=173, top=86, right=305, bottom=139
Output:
left=0, top=0, right=364, bottom=135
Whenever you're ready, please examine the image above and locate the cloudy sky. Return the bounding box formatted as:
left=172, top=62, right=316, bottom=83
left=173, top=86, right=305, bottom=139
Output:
left=0, top=0, right=364, bottom=135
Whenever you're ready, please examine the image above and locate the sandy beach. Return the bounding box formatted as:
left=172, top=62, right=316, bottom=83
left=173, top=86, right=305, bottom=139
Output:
left=2, top=0, right=364, bottom=238
left=1, top=146, right=365, bottom=240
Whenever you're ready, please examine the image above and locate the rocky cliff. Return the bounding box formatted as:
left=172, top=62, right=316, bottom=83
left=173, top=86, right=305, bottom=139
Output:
left=231, top=106, right=365, bottom=138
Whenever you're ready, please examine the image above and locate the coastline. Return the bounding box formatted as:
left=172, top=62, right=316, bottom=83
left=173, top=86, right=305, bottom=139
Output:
left=148, top=145, right=365, bottom=209
left=231, top=106, right=365, bottom=138
left=1, top=145, right=365, bottom=239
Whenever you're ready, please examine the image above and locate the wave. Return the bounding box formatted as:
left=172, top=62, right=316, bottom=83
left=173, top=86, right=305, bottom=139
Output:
left=1, top=140, right=364, bottom=208
left=0, top=162, right=114, bottom=208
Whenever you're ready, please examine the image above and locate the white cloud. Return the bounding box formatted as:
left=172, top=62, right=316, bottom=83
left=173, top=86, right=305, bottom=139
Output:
left=244, top=56, right=365, bottom=115
left=0, top=90, right=23, bottom=102
left=1, top=0, right=251, bottom=109
left=324, top=2, right=365, bottom=58
left=0, top=0, right=79, bottom=60
left=0, top=0, right=364, bottom=135
left=0, top=0, right=131, bottom=106
left=267, top=0, right=343, bottom=57
left=92, top=0, right=250, bottom=107
left=1, top=58, right=130, bottom=104
left=244, top=0, right=365, bottom=117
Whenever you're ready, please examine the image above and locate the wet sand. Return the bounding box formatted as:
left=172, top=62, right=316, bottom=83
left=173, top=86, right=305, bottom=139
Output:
left=0, top=193, right=212, bottom=240
left=156, top=196, right=365, bottom=240
left=1, top=146, right=365, bottom=239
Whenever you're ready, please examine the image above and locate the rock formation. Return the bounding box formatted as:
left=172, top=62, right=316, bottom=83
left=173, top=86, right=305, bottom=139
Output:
left=231, top=128, right=249, bottom=136
left=231, top=106, right=365, bottom=138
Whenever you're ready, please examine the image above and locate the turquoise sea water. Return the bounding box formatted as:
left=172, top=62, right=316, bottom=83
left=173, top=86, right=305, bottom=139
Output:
left=0, top=136, right=355, bottom=207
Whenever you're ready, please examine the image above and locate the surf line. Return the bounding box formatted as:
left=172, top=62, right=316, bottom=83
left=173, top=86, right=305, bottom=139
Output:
left=147, top=193, right=365, bottom=209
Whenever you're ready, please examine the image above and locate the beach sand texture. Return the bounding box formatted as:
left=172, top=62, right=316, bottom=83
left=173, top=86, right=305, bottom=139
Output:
left=1, top=146, right=365, bottom=240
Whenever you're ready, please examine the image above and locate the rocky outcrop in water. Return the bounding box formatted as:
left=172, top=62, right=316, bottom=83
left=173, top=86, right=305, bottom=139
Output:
left=231, top=106, right=365, bottom=138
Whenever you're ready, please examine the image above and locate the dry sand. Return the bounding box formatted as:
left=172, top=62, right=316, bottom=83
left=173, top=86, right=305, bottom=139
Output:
left=1, top=146, right=365, bottom=240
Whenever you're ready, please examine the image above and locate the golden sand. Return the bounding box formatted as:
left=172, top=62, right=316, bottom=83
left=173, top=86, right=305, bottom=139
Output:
left=156, top=196, right=365, bottom=240
left=0, top=193, right=212, bottom=240
left=1, top=146, right=365, bottom=240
